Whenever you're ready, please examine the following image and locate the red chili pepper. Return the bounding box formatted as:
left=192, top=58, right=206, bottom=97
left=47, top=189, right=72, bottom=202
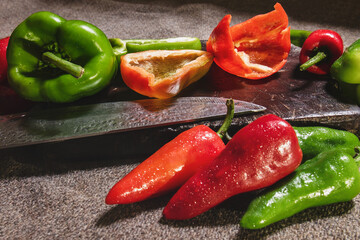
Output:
left=163, top=114, right=303, bottom=220
left=206, top=3, right=291, bottom=80
left=299, top=29, right=343, bottom=75
left=0, top=36, right=33, bottom=114
left=105, top=99, right=235, bottom=205
left=0, top=37, right=10, bottom=84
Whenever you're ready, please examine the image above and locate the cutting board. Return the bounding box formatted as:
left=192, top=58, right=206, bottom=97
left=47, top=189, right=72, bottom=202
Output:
left=180, top=44, right=360, bottom=134
left=1, top=45, right=359, bottom=159
left=95, top=43, right=359, bottom=132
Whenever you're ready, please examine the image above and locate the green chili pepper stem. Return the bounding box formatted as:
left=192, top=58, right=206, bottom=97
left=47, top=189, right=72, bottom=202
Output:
left=216, top=99, right=234, bottom=139
left=42, top=52, right=84, bottom=78
left=109, top=38, right=128, bottom=60
left=299, top=51, right=327, bottom=71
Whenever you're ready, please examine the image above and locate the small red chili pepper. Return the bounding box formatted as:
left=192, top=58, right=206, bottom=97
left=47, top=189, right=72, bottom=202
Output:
left=163, top=114, right=303, bottom=220
left=299, top=29, right=343, bottom=75
left=105, top=99, right=235, bottom=205
left=0, top=36, right=10, bottom=84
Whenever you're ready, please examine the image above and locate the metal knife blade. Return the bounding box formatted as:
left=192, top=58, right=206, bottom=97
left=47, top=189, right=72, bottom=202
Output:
left=0, top=97, right=265, bottom=149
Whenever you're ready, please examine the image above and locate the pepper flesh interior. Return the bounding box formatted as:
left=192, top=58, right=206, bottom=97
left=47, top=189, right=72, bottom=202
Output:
left=233, top=26, right=288, bottom=73
left=128, top=53, right=200, bottom=83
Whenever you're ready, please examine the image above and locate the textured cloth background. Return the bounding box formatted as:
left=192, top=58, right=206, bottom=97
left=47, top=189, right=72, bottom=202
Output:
left=1, top=0, right=360, bottom=239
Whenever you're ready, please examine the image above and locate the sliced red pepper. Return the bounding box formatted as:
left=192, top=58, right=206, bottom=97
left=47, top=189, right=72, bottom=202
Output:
left=206, top=3, right=291, bottom=80
left=120, top=50, right=213, bottom=99
left=105, top=99, right=234, bottom=205
left=0, top=37, right=10, bottom=84
left=299, top=29, right=343, bottom=75
left=163, top=114, right=302, bottom=220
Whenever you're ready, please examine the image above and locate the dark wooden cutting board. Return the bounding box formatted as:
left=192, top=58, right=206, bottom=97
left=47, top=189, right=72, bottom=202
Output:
left=1, top=45, right=359, bottom=160
left=178, top=44, right=359, bottom=131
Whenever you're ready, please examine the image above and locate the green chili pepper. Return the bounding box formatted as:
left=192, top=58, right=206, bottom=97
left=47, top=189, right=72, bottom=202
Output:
left=331, top=39, right=360, bottom=105
left=6, top=11, right=116, bottom=103
left=290, top=29, right=312, bottom=47
left=125, top=37, right=202, bottom=52
left=240, top=147, right=360, bottom=229
left=109, top=37, right=201, bottom=63
left=294, top=126, right=360, bottom=161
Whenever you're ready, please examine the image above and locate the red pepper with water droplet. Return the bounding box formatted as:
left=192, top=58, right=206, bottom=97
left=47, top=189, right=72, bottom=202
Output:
left=163, top=114, right=303, bottom=220
left=105, top=99, right=235, bottom=205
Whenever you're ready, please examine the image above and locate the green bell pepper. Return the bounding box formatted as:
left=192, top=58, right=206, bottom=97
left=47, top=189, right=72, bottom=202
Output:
left=240, top=147, right=360, bottom=229
left=7, top=11, right=116, bottom=103
left=331, top=39, right=360, bottom=85
left=109, top=37, right=202, bottom=64
left=331, top=39, right=360, bottom=105
left=294, top=126, right=360, bottom=161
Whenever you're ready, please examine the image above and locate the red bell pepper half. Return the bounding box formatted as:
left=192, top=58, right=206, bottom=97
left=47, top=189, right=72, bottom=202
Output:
left=206, top=3, right=291, bottom=80
left=105, top=99, right=235, bottom=205
left=163, top=114, right=302, bottom=220
left=120, top=50, right=213, bottom=99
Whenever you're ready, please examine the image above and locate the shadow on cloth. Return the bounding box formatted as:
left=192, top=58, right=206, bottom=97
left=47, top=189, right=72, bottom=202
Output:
left=157, top=191, right=354, bottom=237
left=94, top=175, right=355, bottom=235
left=96, top=195, right=172, bottom=227
left=235, top=200, right=355, bottom=239
left=0, top=126, right=180, bottom=178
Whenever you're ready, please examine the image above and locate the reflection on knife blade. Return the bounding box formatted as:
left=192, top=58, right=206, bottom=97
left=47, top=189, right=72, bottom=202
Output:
left=0, top=97, right=265, bottom=149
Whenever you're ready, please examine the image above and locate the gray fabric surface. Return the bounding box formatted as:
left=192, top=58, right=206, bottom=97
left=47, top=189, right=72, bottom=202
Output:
left=1, top=0, right=360, bottom=239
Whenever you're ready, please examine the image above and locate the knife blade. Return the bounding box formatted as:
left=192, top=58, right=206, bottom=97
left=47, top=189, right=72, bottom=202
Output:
left=0, top=97, right=265, bottom=149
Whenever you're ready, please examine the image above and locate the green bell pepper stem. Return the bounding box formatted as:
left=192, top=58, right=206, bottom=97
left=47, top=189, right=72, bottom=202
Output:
left=216, top=99, right=234, bottom=139
left=290, top=29, right=312, bottom=47
left=42, top=52, right=84, bottom=78
left=240, top=147, right=360, bottom=229
left=299, top=51, right=327, bottom=71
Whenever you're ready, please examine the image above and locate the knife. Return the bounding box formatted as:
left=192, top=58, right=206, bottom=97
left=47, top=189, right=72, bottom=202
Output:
left=0, top=97, right=265, bottom=149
